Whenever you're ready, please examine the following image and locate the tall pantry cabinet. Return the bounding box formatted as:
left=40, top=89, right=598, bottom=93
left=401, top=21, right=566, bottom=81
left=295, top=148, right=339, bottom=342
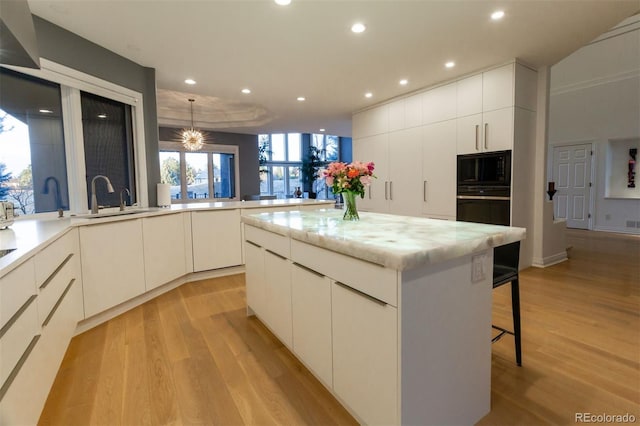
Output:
left=352, top=61, right=538, bottom=265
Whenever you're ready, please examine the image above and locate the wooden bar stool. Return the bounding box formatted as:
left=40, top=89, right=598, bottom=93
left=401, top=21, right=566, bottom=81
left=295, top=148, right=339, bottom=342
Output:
left=492, top=241, right=522, bottom=366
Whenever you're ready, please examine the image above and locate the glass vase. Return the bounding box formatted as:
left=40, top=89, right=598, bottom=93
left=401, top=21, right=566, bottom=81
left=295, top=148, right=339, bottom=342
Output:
left=342, top=191, right=359, bottom=221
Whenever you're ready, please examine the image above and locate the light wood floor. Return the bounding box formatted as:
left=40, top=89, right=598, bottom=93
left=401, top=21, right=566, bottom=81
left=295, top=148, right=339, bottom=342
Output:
left=40, top=229, right=639, bottom=425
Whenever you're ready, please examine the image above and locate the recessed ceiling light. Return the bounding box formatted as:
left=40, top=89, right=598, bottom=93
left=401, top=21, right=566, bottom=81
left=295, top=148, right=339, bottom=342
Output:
left=445, top=61, right=455, bottom=68
left=39, top=109, right=53, bottom=114
left=351, top=23, right=366, bottom=33
left=491, top=10, right=505, bottom=20
left=185, top=78, right=196, bottom=85
left=97, top=113, right=107, bottom=119
left=319, top=128, right=326, bottom=132
left=399, top=79, right=408, bottom=86
left=297, top=96, right=306, bottom=101
left=274, top=0, right=291, bottom=5
left=365, top=92, right=373, bottom=98
left=241, top=88, right=251, bottom=94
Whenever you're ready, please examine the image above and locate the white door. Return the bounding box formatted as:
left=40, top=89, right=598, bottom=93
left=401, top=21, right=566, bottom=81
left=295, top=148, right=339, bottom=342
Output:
left=553, top=143, right=592, bottom=229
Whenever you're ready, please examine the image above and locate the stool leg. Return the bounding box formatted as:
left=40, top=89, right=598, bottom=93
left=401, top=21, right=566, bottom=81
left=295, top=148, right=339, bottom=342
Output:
left=511, top=278, right=522, bottom=366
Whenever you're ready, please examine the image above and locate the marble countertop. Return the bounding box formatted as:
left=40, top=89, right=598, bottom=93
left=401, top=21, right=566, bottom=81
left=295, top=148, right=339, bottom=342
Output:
left=0, top=199, right=333, bottom=277
left=242, top=209, right=526, bottom=270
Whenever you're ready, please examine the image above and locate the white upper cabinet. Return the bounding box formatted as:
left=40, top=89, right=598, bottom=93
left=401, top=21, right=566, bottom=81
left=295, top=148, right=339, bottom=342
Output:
left=456, top=74, right=483, bottom=117
left=352, top=104, right=389, bottom=138
left=404, top=93, right=423, bottom=128
left=422, top=82, right=457, bottom=124
left=482, top=107, right=515, bottom=152
left=482, top=64, right=515, bottom=112
left=388, top=127, right=423, bottom=217
left=389, top=99, right=405, bottom=132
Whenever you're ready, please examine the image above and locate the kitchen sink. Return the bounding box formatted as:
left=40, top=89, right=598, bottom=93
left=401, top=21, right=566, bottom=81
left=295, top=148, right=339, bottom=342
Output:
left=0, top=248, right=16, bottom=259
left=74, top=208, right=157, bottom=219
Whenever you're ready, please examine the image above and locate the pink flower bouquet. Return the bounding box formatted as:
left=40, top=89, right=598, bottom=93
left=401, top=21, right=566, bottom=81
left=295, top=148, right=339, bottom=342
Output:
left=321, top=161, right=376, bottom=198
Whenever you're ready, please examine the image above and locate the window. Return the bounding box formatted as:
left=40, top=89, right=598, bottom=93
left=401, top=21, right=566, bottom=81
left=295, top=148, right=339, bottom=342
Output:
left=258, top=133, right=303, bottom=198
left=0, top=60, right=147, bottom=215
left=159, top=141, right=239, bottom=202
left=0, top=68, right=68, bottom=215
left=259, top=133, right=341, bottom=199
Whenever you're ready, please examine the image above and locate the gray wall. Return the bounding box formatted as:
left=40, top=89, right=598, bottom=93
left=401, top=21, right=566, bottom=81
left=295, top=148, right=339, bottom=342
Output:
left=158, top=127, right=259, bottom=197
left=32, top=16, right=161, bottom=206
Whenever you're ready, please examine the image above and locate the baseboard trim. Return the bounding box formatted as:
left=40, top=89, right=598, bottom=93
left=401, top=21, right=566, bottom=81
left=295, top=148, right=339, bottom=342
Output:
left=74, top=265, right=246, bottom=335
left=531, top=251, right=568, bottom=268
left=593, top=225, right=640, bottom=235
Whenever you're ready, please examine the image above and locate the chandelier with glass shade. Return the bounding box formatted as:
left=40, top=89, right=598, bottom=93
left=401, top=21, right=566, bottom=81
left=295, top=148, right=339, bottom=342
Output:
left=182, top=98, right=204, bottom=151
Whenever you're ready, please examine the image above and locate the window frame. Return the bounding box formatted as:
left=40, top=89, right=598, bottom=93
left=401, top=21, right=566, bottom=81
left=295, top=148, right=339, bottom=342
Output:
left=159, top=141, right=240, bottom=202
left=1, top=59, right=148, bottom=214
left=259, top=133, right=303, bottom=198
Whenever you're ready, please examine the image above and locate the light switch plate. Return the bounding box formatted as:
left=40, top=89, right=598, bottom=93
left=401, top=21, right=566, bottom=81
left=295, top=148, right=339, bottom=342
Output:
left=471, top=253, right=486, bottom=283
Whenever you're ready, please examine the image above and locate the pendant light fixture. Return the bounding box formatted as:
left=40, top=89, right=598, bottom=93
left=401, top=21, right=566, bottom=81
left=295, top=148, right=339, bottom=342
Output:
left=182, top=98, right=204, bottom=151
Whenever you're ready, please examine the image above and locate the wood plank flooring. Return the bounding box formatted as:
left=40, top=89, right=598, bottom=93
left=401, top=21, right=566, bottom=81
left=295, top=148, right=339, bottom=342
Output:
left=40, top=229, right=639, bottom=425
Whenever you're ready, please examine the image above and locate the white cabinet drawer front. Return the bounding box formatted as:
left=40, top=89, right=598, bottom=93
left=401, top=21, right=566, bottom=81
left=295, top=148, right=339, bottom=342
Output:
left=0, top=298, right=39, bottom=388
left=244, top=225, right=290, bottom=258
left=36, top=254, right=76, bottom=326
left=291, top=264, right=332, bottom=387
left=332, top=281, right=398, bottom=426
left=192, top=210, right=242, bottom=271
left=0, top=259, right=36, bottom=330
left=290, top=240, right=397, bottom=306
left=34, top=230, right=77, bottom=287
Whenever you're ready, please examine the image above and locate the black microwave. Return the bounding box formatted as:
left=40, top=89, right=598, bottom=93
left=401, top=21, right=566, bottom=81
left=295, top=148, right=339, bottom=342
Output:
left=457, top=150, right=512, bottom=188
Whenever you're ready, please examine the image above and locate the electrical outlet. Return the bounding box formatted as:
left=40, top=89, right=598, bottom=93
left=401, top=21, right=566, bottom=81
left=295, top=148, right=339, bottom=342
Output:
left=471, top=254, right=486, bottom=283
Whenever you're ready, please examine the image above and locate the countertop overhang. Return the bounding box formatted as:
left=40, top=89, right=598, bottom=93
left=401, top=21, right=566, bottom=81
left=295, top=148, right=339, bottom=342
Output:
left=242, top=209, right=526, bottom=270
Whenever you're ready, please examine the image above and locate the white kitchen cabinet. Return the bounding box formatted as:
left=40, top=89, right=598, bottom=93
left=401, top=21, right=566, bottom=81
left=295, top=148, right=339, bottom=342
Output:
left=80, top=219, right=146, bottom=318
left=243, top=240, right=265, bottom=317
left=482, top=63, right=515, bottom=112
left=332, top=280, right=398, bottom=426
left=354, top=129, right=421, bottom=216
left=191, top=209, right=242, bottom=272
left=142, top=213, right=187, bottom=290
left=291, top=264, right=332, bottom=387
left=422, top=120, right=457, bottom=218
left=264, top=250, right=292, bottom=348
left=457, top=74, right=483, bottom=117
left=388, top=127, right=423, bottom=216
left=352, top=104, right=389, bottom=138
left=422, top=82, right=457, bottom=125
left=353, top=133, right=389, bottom=213
left=389, top=99, right=405, bottom=132
left=456, top=107, right=514, bottom=154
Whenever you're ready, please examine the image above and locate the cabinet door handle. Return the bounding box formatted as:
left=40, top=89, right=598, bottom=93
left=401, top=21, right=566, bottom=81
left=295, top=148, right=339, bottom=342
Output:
left=293, top=262, right=324, bottom=278
left=423, top=180, right=428, bottom=202
left=368, top=187, right=372, bottom=199
left=475, top=124, right=479, bottom=151
left=0, top=334, right=41, bottom=401
left=42, top=279, right=75, bottom=327
left=245, top=240, right=261, bottom=248
left=389, top=181, right=393, bottom=201
left=484, top=122, right=488, bottom=150
left=265, top=249, right=286, bottom=260
left=335, top=281, right=387, bottom=306
left=39, top=254, right=74, bottom=290
left=384, top=181, right=388, bottom=200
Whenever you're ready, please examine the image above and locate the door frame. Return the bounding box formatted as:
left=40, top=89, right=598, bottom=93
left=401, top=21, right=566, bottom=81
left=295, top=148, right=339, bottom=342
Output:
left=548, top=140, right=596, bottom=230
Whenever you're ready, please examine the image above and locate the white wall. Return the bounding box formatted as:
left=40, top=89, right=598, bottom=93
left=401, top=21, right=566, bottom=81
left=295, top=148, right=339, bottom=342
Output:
left=548, top=15, right=640, bottom=234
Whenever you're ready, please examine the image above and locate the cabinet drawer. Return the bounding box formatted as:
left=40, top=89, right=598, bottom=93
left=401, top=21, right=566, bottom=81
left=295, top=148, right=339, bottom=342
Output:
left=37, top=254, right=76, bottom=326
left=244, top=225, right=290, bottom=258
left=0, top=297, right=39, bottom=389
left=34, top=230, right=77, bottom=288
left=290, top=240, right=397, bottom=306
left=0, top=259, right=36, bottom=330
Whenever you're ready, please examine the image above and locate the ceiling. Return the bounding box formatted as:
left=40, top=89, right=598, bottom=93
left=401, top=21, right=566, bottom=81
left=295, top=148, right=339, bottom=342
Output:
left=28, top=0, right=639, bottom=137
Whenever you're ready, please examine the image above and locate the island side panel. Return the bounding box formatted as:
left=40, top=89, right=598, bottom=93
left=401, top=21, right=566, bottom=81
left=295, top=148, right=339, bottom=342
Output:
left=399, top=249, right=493, bottom=425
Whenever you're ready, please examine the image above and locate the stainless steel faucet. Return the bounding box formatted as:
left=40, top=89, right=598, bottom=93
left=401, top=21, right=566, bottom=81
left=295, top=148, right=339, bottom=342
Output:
left=119, top=188, right=131, bottom=211
left=90, top=175, right=115, bottom=214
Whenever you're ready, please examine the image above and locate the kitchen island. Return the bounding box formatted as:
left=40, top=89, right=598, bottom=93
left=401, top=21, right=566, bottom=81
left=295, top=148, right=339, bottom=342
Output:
left=242, top=209, right=525, bottom=425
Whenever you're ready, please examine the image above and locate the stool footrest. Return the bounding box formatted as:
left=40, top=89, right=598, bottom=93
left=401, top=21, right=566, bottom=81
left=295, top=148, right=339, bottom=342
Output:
left=491, top=325, right=515, bottom=343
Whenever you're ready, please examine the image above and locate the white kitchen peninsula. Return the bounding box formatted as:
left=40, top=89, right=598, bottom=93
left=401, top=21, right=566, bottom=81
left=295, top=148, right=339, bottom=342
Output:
left=242, top=209, right=525, bottom=425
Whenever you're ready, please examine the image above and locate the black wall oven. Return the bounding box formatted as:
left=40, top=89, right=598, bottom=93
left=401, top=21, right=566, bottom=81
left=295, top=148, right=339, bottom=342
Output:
left=456, top=150, right=512, bottom=226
